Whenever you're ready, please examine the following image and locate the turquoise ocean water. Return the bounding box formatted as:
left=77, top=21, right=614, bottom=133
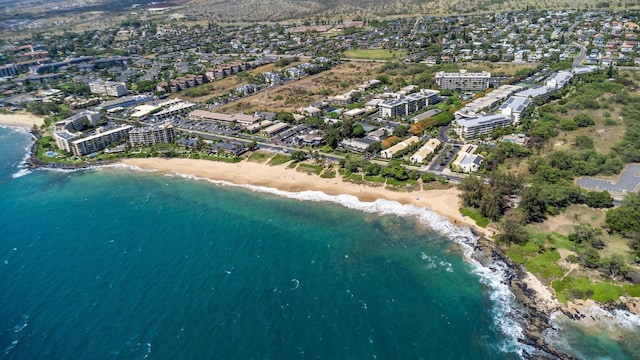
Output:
left=0, top=126, right=638, bottom=359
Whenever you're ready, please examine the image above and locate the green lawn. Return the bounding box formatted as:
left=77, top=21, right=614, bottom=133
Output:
left=247, top=151, right=271, bottom=163
left=297, top=163, right=323, bottom=175
left=460, top=207, right=489, bottom=228
left=267, top=154, right=291, bottom=166
left=343, top=49, right=408, bottom=61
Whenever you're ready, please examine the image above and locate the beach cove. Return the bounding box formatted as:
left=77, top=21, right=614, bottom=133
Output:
left=1, top=116, right=640, bottom=358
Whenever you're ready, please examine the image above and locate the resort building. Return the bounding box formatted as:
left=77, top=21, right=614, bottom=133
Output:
left=435, top=69, right=491, bottom=91
left=451, top=144, right=483, bottom=173
left=96, top=94, right=153, bottom=111
left=129, top=123, right=176, bottom=146
left=71, top=125, right=133, bottom=156
left=452, top=114, right=511, bottom=140
left=89, top=80, right=128, bottom=97
left=380, top=136, right=419, bottom=159
left=131, top=99, right=196, bottom=120
left=456, top=85, right=522, bottom=117
left=52, top=124, right=80, bottom=153
left=410, top=138, right=442, bottom=164
left=499, top=96, right=531, bottom=124
left=378, top=90, right=437, bottom=118
left=52, top=110, right=102, bottom=153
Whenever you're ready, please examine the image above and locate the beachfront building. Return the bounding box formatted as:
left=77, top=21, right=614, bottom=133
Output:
left=52, top=124, right=80, bottom=153
left=435, top=70, right=491, bottom=91
left=409, top=138, right=442, bottom=164
left=499, top=96, right=531, bottom=124
left=451, top=144, right=483, bottom=173
left=380, top=136, right=419, bottom=159
left=71, top=125, right=133, bottom=156
left=89, top=80, right=128, bottom=97
left=452, top=114, right=511, bottom=140
left=52, top=110, right=101, bottom=153
left=129, top=122, right=176, bottom=146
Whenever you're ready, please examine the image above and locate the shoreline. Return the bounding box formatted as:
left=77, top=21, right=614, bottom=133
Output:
left=120, top=157, right=485, bottom=233
left=20, top=151, right=640, bottom=358
left=0, top=112, right=45, bottom=128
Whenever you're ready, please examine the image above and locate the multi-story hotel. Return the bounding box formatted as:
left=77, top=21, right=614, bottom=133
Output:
left=52, top=110, right=101, bottom=153
left=378, top=90, right=439, bottom=118
left=435, top=69, right=491, bottom=91
left=71, top=125, right=133, bottom=156
left=129, top=123, right=176, bottom=146
left=452, top=113, right=511, bottom=139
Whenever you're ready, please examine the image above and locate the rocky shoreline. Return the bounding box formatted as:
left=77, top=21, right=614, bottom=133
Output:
left=471, top=231, right=639, bottom=359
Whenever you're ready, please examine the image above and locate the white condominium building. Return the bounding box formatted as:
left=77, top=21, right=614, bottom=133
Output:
left=71, top=125, right=133, bottom=156
left=129, top=123, right=176, bottom=146
left=435, top=69, right=491, bottom=91
left=452, top=113, right=511, bottom=139
left=90, top=80, right=128, bottom=97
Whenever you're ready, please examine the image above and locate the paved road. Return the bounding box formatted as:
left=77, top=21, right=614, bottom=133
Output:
left=571, top=42, right=587, bottom=67
left=576, top=164, right=640, bottom=194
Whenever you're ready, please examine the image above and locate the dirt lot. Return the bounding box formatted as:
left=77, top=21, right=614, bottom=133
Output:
left=215, top=61, right=384, bottom=114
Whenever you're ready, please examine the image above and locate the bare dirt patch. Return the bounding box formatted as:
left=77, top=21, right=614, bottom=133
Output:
left=215, top=62, right=384, bottom=113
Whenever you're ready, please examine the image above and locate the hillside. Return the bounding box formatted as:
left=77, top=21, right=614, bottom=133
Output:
left=186, top=0, right=639, bottom=22
left=3, top=0, right=639, bottom=23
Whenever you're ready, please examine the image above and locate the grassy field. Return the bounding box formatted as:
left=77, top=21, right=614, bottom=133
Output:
left=343, top=49, right=408, bottom=61
left=267, top=154, right=292, bottom=166
left=246, top=151, right=271, bottom=163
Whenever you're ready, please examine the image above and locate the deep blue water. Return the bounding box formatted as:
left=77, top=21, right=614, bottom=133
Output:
left=0, top=126, right=638, bottom=359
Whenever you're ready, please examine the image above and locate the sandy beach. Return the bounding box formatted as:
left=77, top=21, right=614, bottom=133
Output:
left=0, top=112, right=45, bottom=128
left=121, top=157, right=483, bottom=232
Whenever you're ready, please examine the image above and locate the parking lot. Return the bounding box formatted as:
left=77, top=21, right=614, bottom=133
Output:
left=577, top=164, right=640, bottom=195
left=429, top=144, right=461, bottom=172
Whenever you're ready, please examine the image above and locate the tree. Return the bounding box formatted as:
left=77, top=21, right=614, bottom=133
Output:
left=275, top=111, right=295, bottom=124
left=352, top=123, right=365, bottom=138
left=393, top=125, right=408, bottom=137
left=519, top=186, right=548, bottom=223
left=606, top=193, right=640, bottom=235
left=323, top=128, right=342, bottom=149
left=574, top=135, right=594, bottom=150
left=583, top=190, right=613, bottom=208
left=569, top=225, right=605, bottom=249
left=577, top=245, right=601, bottom=268
left=600, top=254, right=628, bottom=280
left=497, top=212, right=528, bottom=245
left=247, top=141, right=258, bottom=151
left=291, top=150, right=308, bottom=162
left=574, top=113, right=595, bottom=127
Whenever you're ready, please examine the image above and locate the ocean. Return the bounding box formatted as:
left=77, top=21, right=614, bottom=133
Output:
left=0, top=126, right=638, bottom=359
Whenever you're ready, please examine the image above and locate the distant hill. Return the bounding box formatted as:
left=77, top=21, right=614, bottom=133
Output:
left=183, top=0, right=640, bottom=22
left=2, top=0, right=640, bottom=23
